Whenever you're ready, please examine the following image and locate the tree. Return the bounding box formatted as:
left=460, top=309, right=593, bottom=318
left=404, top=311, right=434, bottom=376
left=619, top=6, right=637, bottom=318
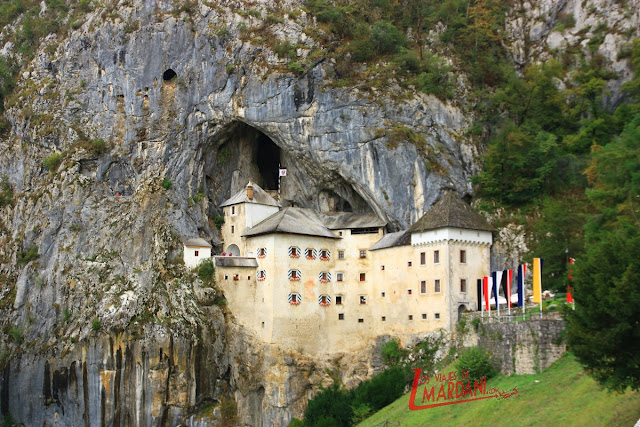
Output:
left=566, top=115, right=640, bottom=392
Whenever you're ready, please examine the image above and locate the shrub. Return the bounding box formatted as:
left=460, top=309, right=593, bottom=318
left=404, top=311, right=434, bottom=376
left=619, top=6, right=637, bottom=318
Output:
left=90, top=139, right=108, bottom=155
left=471, top=317, right=481, bottom=332
left=351, top=366, right=406, bottom=411
left=8, top=326, right=23, bottom=344
left=16, top=246, right=39, bottom=265
left=274, top=40, right=297, bottom=59
left=381, top=338, right=406, bottom=366
left=370, top=21, right=406, bottom=55
left=287, top=61, right=305, bottom=75
left=91, top=318, right=101, bottom=331
left=219, top=395, right=238, bottom=426
left=162, top=178, right=172, bottom=190
left=43, top=153, right=63, bottom=172
left=197, top=259, right=215, bottom=282
left=0, top=175, right=14, bottom=207
left=63, top=309, right=72, bottom=323
left=455, top=347, right=497, bottom=382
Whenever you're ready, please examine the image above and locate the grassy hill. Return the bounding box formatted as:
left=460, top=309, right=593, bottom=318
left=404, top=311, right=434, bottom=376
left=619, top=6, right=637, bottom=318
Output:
left=358, top=353, right=640, bottom=427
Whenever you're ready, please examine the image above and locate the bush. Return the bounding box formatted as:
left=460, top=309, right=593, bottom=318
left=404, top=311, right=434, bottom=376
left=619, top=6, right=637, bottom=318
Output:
left=90, top=139, right=108, bottom=155
left=370, top=21, right=406, bottom=55
left=91, top=318, right=101, bottom=331
left=351, top=366, right=406, bottom=412
left=381, top=338, right=406, bottom=366
left=63, top=309, right=72, bottom=323
left=287, top=61, right=305, bottom=75
left=0, top=175, right=14, bottom=207
left=43, top=153, right=63, bottom=172
left=162, top=178, right=172, bottom=190
left=7, top=326, right=23, bottom=344
left=197, top=260, right=215, bottom=282
left=455, top=347, right=497, bottom=383
left=304, top=382, right=353, bottom=427
left=16, top=246, right=39, bottom=265
left=219, top=396, right=238, bottom=427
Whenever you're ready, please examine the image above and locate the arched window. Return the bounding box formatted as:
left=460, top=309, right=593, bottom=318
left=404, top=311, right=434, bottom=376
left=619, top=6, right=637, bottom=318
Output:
left=305, top=248, right=317, bottom=260
left=289, top=246, right=301, bottom=258
left=320, top=249, right=331, bottom=261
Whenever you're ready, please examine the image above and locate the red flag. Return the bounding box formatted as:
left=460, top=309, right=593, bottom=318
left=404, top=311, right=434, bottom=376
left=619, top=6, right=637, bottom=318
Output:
left=483, top=276, right=489, bottom=312
left=506, top=269, right=513, bottom=308
left=567, top=258, right=575, bottom=303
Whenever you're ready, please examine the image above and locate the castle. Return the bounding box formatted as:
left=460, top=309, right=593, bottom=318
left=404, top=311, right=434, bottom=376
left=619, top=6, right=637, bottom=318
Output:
left=184, top=183, right=494, bottom=354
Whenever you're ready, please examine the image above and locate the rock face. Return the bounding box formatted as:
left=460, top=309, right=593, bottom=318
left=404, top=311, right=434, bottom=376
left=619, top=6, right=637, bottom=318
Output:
left=0, top=0, right=636, bottom=425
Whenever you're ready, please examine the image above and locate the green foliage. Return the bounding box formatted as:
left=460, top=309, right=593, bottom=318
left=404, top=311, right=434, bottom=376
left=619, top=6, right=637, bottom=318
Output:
left=0, top=175, right=14, bottom=207
left=197, top=259, right=215, bottom=282
left=470, top=317, right=481, bottom=332
left=287, top=418, right=304, bottom=427
left=304, top=382, right=353, bottom=427
left=566, top=114, right=640, bottom=392
left=91, top=318, right=101, bottom=331
left=455, top=347, right=497, bottom=383
left=162, top=178, right=172, bottom=190
left=287, top=61, right=305, bottom=74
left=16, top=246, right=39, bottom=265
left=213, top=215, right=225, bottom=229
left=1, top=412, right=17, bottom=427
left=89, top=138, right=108, bottom=155
left=274, top=40, right=297, bottom=59
left=217, top=146, right=231, bottom=164
left=370, top=21, right=406, bottom=55
left=7, top=326, right=23, bottom=344
left=381, top=338, right=406, bottom=366
left=63, top=308, right=72, bottom=323
left=43, top=153, right=63, bottom=173
left=304, top=366, right=407, bottom=426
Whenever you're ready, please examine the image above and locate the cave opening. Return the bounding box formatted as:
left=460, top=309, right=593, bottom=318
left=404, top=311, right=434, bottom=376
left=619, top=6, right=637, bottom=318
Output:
left=256, top=133, right=280, bottom=190
left=163, top=69, right=177, bottom=81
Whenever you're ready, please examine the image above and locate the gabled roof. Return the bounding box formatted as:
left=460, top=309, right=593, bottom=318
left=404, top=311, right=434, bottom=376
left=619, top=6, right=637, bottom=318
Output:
left=220, top=182, right=280, bottom=208
left=183, top=238, right=212, bottom=248
left=369, top=230, right=410, bottom=251
left=243, top=207, right=340, bottom=239
left=318, top=212, right=387, bottom=230
left=408, top=190, right=495, bottom=233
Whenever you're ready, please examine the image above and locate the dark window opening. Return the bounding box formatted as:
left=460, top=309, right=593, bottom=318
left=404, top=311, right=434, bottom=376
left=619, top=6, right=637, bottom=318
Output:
left=351, top=227, right=379, bottom=235
left=163, top=68, right=177, bottom=81
left=339, top=313, right=344, bottom=320
left=358, top=318, right=364, bottom=323
left=256, top=133, right=280, bottom=190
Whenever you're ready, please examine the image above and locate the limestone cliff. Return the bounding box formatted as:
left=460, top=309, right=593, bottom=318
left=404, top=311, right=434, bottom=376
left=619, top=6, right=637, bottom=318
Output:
left=0, top=0, right=636, bottom=425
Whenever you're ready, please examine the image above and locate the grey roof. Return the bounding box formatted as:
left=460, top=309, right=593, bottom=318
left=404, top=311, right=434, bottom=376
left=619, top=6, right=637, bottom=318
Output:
left=184, top=238, right=212, bottom=248
left=220, top=182, right=280, bottom=208
left=319, top=212, right=387, bottom=230
left=243, top=207, right=340, bottom=239
left=408, top=190, right=495, bottom=233
left=214, top=257, right=259, bottom=268
left=369, top=231, right=411, bottom=251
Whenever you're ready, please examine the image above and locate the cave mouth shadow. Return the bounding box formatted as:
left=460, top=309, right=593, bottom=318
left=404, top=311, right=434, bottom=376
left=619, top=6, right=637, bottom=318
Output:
left=255, top=131, right=280, bottom=191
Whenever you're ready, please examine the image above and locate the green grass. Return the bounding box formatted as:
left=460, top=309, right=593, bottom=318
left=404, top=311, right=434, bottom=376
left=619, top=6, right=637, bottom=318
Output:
left=359, top=353, right=640, bottom=427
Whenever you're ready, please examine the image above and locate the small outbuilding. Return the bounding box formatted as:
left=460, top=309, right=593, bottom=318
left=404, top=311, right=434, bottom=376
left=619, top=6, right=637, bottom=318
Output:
left=183, top=238, right=212, bottom=268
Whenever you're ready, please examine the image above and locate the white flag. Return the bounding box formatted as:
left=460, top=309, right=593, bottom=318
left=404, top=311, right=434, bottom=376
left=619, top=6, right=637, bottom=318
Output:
left=279, top=168, right=287, bottom=176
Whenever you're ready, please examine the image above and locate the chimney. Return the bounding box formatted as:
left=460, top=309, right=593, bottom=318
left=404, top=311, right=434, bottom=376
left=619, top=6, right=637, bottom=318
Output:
left=246, top=182, right=254, bottom=200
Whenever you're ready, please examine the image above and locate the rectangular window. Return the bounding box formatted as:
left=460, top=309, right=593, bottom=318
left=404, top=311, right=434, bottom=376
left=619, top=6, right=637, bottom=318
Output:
left=460, top=250, right=466, bottom=263
left=420, top=280, right=427, bottom=294
left=422, top=313, right=427, bottom=320
left=382, top=316, right=386, bottom=321
left=360, top=296, right=367, bottom=304
left=339, top=313, right=344, bottom=320
left=291, top=270, right=298, bottom=279
left=360, top=273, right=366, bottom=281
left=231, top=225, right=235, bottom=234
left=231, top=206, right=235, bottom=215
left=408, top=315, right=413, bottom=320
left=435, top=313, right=440, bottom=319
left=194, top=250, right=199, bottom=257
left=420, top=252, right=426, bottom=265
left=434, top=250, right=440, bottom=263
left=408, top=261, right=412, bottom=267
left=359, top=250, right=367, bottom=258
left=338, top=250, right=345, bottom=260
left=358, top=318, right=364, bottom=323
left=381, top=292, right=386, bottom=297
left=337, top=272, right=344, bottom=282
left=336, top=296, right=343, bottom=305
left=435, top=279, right=441, bottom=293
left=339, top=231, right=343, bottom=236
left=408, top=289, right=412, bottom=295
left=460, top=279, right=467, bottom=293
left=381, top=265, right=385, bottom=270
left=248, top=276, right=251, bottom=280
left=224, top=275, right=228, bottom=280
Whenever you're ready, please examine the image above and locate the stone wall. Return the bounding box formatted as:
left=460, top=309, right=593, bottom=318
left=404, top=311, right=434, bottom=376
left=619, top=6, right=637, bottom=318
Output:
left=461, top=311, right=566, bottom=375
